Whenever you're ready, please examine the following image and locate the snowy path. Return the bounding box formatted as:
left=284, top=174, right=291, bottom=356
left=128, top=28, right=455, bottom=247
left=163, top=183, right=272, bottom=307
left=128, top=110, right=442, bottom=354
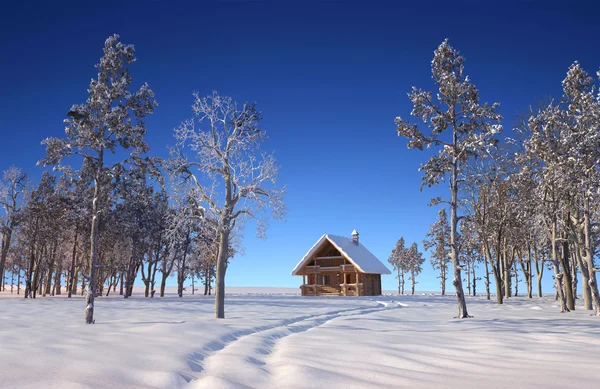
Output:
left=1, top=290, right=600, bottom=389
left=183, top=302, right=400, bottom=388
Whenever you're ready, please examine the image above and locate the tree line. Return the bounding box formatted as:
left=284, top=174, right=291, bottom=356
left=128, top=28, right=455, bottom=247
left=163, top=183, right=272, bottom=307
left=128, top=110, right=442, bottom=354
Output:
left=0, top=35, right=285, bottom=323
left=394, top=39, right=600, bottom=317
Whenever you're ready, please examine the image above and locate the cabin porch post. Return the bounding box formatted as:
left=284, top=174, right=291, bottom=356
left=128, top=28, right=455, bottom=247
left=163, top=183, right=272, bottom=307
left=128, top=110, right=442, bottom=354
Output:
left=302, top=275, right=306, bottom=296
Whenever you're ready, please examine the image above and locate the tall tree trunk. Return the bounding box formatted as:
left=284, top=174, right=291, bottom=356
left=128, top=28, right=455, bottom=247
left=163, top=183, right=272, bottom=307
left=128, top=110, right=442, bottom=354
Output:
left=129, top=262, right=140, bottom=297
left=484, top=251, right=490, bottom=300
left=471, top=263, right=477, bottom=297
left=17, top=264, right=21, bottom=295
left=561, top=238, right=575, bottom=310
left=177, top=238, right=190, bottom=298
left=160, top=251, right=177, bottom=298
left=67, top=231, right=78, bottom=298
left=142, top=257, right=151, bottom=298
left=54, top=262, right=62, bottom=296
left=527, top=266, right=532, bottom=299
left=10, top=267, right=15, bottom=293
left=204, top=267, right=209, bottom=296
left=450, top=132, right=469, bottom=318
left=105, top=274, right=112, bottom=297
left=71, top=267, right=79, bottom=295
left=576, top=243, right=591, bottom=309
left=124, top=240, right=139, bottom=299
left=45, top=244, right=56, bottom=296
left=177, top=259, right=185, bottom=297
left=493, top=271, right=503, bottom=304
left=551, top=218, right=569, bottom=313
left=570, top=248, right=577, bottom=301
left=33, top=261, right=41, bottom=299
left=160, top=272, right=167, bottom=297
left=25, top=247, right=36, bottom=298
left=520, top=247, right=533, bottom=299
left=466, top=260, right=472, bottom=296
left=85, top=158, right=103, bottom=324
left=582, top=196, right=600, bottom=315
left=44, top=265, right=53, bottom=296
left=401, top=271, right=405, bottom=295
left=486, top=240, right=503, bottom=304
left=215, top=228, right=230, bottom=319
left=503, top=241, right=511, bottom=298
left=440, top=264, right=446, bottom=296
left=150, top=261, right=158, bottom=298
left=534, top=248, right=544, bottom=298
left=0, top=230, right=13, bottom=290
left=81, top=273, right=85, bottom=296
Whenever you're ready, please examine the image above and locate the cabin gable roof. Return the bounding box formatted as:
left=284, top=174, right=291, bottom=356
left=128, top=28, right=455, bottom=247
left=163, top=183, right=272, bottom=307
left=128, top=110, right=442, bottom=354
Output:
left=291, top=234, right=391, bottom=275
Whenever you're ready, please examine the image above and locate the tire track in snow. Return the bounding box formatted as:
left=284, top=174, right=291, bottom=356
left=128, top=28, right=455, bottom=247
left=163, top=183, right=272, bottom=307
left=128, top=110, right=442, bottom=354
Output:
left=175, top=301, right=403, bottom=388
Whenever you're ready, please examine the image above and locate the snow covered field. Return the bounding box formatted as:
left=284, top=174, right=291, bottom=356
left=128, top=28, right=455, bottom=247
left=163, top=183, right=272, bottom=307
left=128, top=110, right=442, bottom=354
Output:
left=1, top=289, right=599, bottom=389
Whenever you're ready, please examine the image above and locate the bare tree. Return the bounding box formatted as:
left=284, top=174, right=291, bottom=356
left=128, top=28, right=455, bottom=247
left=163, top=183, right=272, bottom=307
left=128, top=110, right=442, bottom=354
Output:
left=0, top=167, right=28, bottom=285
left=407, top=242, right=425, bottom=295
left=170, top=91, right=285, bottom=319
left=423, top=208, right=451, bottom=296
left=388, top=237, right=408, bottom=294
left=524, top=62, right=600, bottom=314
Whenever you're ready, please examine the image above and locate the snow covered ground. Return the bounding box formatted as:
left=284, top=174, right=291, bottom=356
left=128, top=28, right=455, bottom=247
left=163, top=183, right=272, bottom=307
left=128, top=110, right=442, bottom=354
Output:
left=1, top=289, right=599, bottom=389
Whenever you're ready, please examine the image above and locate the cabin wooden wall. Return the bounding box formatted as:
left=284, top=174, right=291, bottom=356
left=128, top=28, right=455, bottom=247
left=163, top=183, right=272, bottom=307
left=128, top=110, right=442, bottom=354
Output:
left=313, top=257, right=345, bottom=267
left=300, top=272, right=382, bottom=296
left=364, top=274, right=373, bottom=296
left=362, top=274, right=382, bottom=296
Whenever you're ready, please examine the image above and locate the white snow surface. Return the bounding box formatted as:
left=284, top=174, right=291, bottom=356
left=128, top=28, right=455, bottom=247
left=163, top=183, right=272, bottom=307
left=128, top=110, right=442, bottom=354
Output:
left=1, top=288, right=600, bottom=389
left=291, top=234, right=391, bottom=275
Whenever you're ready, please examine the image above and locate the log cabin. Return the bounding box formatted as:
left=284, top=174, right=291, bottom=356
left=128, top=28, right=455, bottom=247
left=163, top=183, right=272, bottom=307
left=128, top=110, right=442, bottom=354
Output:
left=291, top=230, right=391, bottom=296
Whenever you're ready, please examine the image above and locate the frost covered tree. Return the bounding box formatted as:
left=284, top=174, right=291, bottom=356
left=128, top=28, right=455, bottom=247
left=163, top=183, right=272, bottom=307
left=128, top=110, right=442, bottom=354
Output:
left=38, top=34, right=157, bottom=323
left=459, top=218, right=481, bottom=296
left=192, top=219, right=219, bottom=296
left=388, top=236, right=408, bottom=294
left=170, top=91, right=286, bottom=318
left=21, top=173, right=65, bottom=298
left=558, top=62, right=600, bottom=315
left=0, top=167, right=27, bottom=286
left=396, top=40, right=502, bottom=317
left=524, top=62, right=600, bottom=314
left=54, top=167, right=92, bottom=298
left=423, top=208, right=451, bottom=296
left=407, top=242, right=425, bottom=295
left=113, top=165, right=162, bottom=298
left=466, top=148, right=514, bottom=305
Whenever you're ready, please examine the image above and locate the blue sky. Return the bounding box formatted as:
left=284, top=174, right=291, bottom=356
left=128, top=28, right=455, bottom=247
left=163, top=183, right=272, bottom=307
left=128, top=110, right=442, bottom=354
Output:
left=1, top=1, right=599, bottom=293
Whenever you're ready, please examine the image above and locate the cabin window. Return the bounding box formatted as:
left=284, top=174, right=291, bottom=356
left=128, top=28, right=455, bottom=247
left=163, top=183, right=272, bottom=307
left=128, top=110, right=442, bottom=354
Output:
left=321, top=275, right=331, bottom=285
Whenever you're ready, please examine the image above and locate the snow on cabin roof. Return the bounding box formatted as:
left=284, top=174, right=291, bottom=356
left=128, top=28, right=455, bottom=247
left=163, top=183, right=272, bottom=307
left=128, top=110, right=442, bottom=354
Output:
left=291, top=234, right=391, bottom=276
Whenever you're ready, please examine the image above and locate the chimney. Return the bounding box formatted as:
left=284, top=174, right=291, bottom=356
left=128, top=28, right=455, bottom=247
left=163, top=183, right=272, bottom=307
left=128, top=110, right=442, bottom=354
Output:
left=351, top=229, right=359, bottom=245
